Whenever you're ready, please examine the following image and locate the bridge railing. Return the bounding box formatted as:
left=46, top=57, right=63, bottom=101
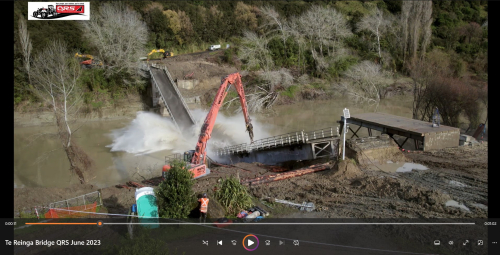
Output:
left=216, top=130, right=307, bottom=155
left=304, top=126, right=337, bottom=141
left=165, top=153, right=183, bottom=165
left=216, top=126, right=339, bottom=156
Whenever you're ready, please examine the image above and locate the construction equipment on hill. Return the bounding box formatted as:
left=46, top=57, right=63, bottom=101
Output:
left=74, top=53, right=103, bottom=68
left=147, top=49, right=174, bottom=61
left=162, top=72, right=254, bottom=179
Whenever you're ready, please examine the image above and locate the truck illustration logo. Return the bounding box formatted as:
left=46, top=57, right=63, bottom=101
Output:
left=32, top=4, right=85, bottom=19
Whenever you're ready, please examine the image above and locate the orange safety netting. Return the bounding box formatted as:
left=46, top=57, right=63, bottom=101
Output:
left=44, top=202, right=97, bottom=218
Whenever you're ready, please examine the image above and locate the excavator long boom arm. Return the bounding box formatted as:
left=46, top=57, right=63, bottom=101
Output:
left=191, top=73, right=253, bottom=165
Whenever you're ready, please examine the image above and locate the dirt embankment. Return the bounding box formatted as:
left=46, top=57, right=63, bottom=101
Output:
left=14, top=141, right=487, bottom=220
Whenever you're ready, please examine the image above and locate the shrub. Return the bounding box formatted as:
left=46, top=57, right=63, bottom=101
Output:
left=280, top=85, right=299, bottom=99
left=155, top=160, right=195, bottom=218
left=214, top=176, right=253, bottom=216
left=423, top=76, right=480, bottom=128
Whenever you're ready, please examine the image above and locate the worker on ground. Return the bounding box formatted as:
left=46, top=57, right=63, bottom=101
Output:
left=199, top=193, right=209, bottom=223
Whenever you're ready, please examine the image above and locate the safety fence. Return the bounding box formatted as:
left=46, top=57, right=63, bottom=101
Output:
left=45, top=191, right=102, bottom=218
left=15, top=191, right=103, bottom=219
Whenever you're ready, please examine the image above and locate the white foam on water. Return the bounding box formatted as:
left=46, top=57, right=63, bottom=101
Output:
left=106, top=110, right=271, bottom=156
left=470, top=203, right=488, bottom=210
left=396, top=163, right=428, bottom=173
left=449, top=180, right=467, bottom=188
left=445, top=200, right=470, bottom=212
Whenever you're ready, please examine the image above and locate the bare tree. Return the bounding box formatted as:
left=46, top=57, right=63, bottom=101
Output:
left=296, top=5, right=352, bottom=72
left=407, top=49, right=452, bottom=120
left=238, top=30, right=274, bottom=71
left=357, top=8, right=388, bottom=59
left=258, top=68, right=294, bottom=91
left=18, top=15, right=32, bottom=84
left=338, top=61, right=392, bottom=109
left=80, top=2, right=148, bottom=83
left=30, top=40, right=92, bottom=184
left=287, top=16, right=307, bottom=73
left=401, top=1, right=433, bottom=64
left=260, top=5, right=290, bottom=58
left=225, top=69, right=293, bottom=113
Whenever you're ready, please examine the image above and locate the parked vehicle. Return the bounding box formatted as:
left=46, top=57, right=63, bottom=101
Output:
left=209, top=45, right=221, bottom=51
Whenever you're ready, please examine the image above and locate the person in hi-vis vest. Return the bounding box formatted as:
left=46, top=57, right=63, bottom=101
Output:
left=199, top=193, right=209, bottom=223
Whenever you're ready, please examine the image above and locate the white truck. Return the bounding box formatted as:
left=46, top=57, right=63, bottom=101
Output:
left=209, top=45, right=221, bottom=51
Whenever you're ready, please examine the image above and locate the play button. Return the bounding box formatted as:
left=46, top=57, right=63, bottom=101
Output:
left=242, top=234, right=259, bottom=251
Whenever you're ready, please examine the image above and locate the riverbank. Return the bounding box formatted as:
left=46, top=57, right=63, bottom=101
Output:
left=14, top=141, right=487, bottom=219
left=14, top=48, right=416, bottom=128
left=14, top=93, right=146, bottom=128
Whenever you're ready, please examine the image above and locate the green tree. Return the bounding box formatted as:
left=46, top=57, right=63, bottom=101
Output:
left=156, top=160, right=195, bottom=218
left=147, top=8, right=173, bottom=49
left=214, top=176, right=253, bottom=216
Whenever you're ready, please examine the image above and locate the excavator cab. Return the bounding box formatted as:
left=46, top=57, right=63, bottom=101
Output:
left=162, top=150, right=207, bottom=180
left=183, top=150, right=195, bottom=163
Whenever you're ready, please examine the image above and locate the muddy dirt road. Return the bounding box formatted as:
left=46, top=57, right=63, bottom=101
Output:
left=245, top=143, right=488, bottom=219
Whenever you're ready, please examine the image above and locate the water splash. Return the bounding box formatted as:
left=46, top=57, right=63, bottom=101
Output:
left=107, top=110, right=270, bottom=156
left=106, top=111, right=189, bottom=155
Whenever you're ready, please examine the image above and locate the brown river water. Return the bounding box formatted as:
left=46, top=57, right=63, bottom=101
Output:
left=14, top=96, right=413, bottom=188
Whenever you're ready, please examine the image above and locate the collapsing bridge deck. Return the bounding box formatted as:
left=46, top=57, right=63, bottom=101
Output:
left=339, top=112, right=460, bottom=151
left=216, top=127, right=341, bottom=166
left=148, top=63, right=195, bottom=130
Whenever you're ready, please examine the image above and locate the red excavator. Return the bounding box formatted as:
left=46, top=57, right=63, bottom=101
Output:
left=162, top=73, right=254, bottom=179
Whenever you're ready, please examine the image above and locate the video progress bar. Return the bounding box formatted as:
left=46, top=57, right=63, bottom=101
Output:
left=25, top=222, right=101, bottom=226
left=23, top=222, right=476, bottom=226
left=102, top=223, right=476, bottom=225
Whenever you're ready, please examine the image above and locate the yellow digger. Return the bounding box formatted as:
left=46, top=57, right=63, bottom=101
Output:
left=147, top=49, right=174, bottom=61
left=74, top=53, right=103, bottom=68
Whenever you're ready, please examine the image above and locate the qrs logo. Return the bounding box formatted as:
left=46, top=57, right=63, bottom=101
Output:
left=28, top=2, right=90, bottom=20
left=56, top=5, right=84, bottom=14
